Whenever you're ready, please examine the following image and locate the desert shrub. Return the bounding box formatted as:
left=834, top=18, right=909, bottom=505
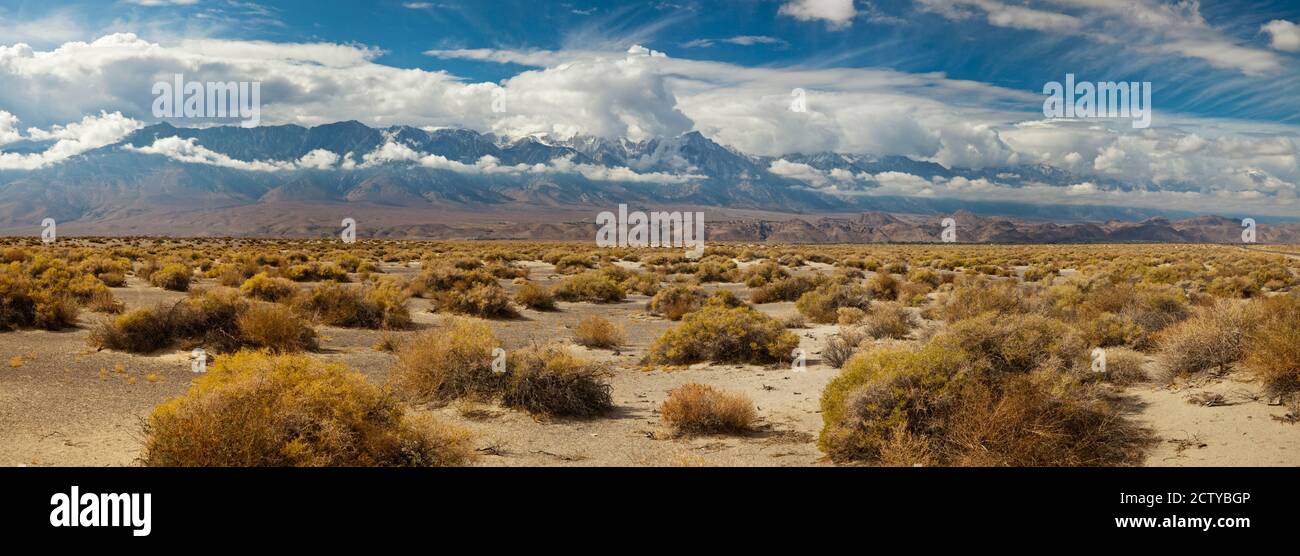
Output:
left=554, top=254, right=596, bottom=274
left=501, top=346, right=613, bottom=417
left=391, top=318, right=499, bottom=402
left=433, top=283, right=517, bottom=318
left=141, top=351, right=474, bottom=467
left=692, top=259, right=738, bottom=283
left=647, top=304, right=799, bottom=365
left=33, top=293, right=79, bottom=330
left=407, top=265, right=495, bottom=296
left=1121, top=286, right=1190, bottom=337
left=781, top=313, right=807, bottom=329
left=937, top=279, right=1026, bottom=323
left=861, top=302, right=915, bottom=339
left=573, top=315, right=624, bottom=349
left=748, top=275, right=817, bottom=303
left=940, top=371, right=1150, bottom=466
left=150, top=263, right=192, bottom=291
left=90, top=308, right=172, bottom=352
left=1156, top=301, right=1259, bottom=381
left=647, top=285, right=707, bottom=320
left=865, top=272, right=900, bottom=300
left=1207, top=276, right=1259, bottom=299
left=284, top=262, right=349, bottom=282
left=514, top=283, right=556, bottom=310
left=553, top=271, right=626, bottom=303
left=86, top=289, right=124, bottom=314
left=820, top=343, right=1148, bottom=465
left=294, top=282, right=410, bottom=329
left=741, top=261, right=788, bottom=287
left=906, top=268, right=941, bottom=288
left=1099, top=347, right=1147, bottom=385
left=1244, top=295, right=1300, bottom=397
left=98, top=271, right=127, bottom=287
left=660, top=383, right=756, bottom=436
left=943, top=313, right=1086, bottom=374
left=819, top=344, right=968, bottom=462
left=837, top=307, right=866, bottom=325
left=795, top=282, right=871, bottom=324
left=1077, top=312, right=1145, bottom=349
left=237, top=303, right=319, bottom=353
left=823, top=328, right=867, bottom=369
left=240, top=272, right=298, bottom=302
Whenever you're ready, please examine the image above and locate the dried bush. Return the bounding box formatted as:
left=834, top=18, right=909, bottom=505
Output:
left=795, top=282, right=871, bottom=324
left=501, top=346, right=613, bottom=417
left=748, top=275, right=818, bottom=304
left=820, top=343, right=1149, bottom=466
left=237, top=303, right=319, bottom=353
left=822, top=328, right=867, bottom=369
left=433, top=283, right=517, bottom=318
left=553, top=271, right=626, bottom=303
left=1156, top=301, right=1259, bottom=381
left=660, top=383, right=756, bottom=436
left=573, top=315, right=624, bottom=349
left=865, top=272, right=900, bottom=301
left=149, top=263, right=192, bottom=291
left=1244, top=295, right=1300, bottom=397
left=1099, top=347, right=1148, bottom=385
left=240, top=272, right=298, bottom=302
left=647, top=284, right=707, bottom=320
left=861, top=302, right=915, bottom=339
left=513, top=283, right=556, bottom=310
left=294, top=282, right=411, bottom=329
left=142, top=351, right=474, bottom=467
left=647, top=304, right=799, bottom=365
left=390, top=318, right=499, bottom=402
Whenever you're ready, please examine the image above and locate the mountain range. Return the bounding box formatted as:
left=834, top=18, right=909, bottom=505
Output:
left=0, top=121, right=1296, bottom=243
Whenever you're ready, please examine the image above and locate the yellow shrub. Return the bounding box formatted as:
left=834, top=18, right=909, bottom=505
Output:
left=648, top=304, right=798, bottom=365
left=142, top=351, right=474, bottom=466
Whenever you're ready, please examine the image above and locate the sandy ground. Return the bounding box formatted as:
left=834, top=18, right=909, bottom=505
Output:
left=1, top=261, right=1296, bottom=467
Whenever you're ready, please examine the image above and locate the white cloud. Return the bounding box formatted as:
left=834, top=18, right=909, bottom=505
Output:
left=0, top=111, right=21, bottom=146
left=778, top=0, right=857, bottom=29
left=768, top=159, right=831, bottom=187
left=0, top=111, right=142, bottom=170
left=128, top=136, right=298, bottom=171
left=1262, top=20, right=1300, bottom=52
left=918, top=0, right=1082, bottom=32
left=684, top=35, right=788, bottom=48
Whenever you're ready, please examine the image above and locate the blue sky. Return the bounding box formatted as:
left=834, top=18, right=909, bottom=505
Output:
left=2, top=0, right=1295, bottom=122
left=1, top=0, right=1298, bottom=216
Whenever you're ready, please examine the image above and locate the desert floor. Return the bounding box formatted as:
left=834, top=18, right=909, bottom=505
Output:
left=1, top=260, right=1296, bottom=467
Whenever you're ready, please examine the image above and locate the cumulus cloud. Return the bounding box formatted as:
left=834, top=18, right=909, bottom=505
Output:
left=0, top=111, right=142, bottom=170
left=778, top=0, right=857, bottom=29
left=0, top=111, right=21, bottom=146
left=1262, top=20, right=1300, bottom=52
left=127, top=135, right=702, bottom=184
